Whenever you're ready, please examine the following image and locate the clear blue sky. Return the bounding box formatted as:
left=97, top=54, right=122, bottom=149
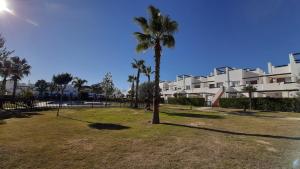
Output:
left=0, top=0, right=300, bottom=89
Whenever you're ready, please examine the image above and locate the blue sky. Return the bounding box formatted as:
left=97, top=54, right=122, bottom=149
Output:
left=0, top=0, right=300, bottom=89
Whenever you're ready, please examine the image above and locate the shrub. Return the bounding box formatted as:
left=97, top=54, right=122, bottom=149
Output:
left=167, top=97, right=205, bottom=107
left=220, top=98, right=300, bottom=112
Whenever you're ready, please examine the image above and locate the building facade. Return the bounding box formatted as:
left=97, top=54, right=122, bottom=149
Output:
left=160, top=53, right=300, bottom=106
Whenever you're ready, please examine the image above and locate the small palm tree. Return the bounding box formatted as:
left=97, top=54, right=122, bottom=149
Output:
left=242, top=85, right=257, bottom=110
left=10, top=56, right=31, bottom=98
left=134, top=5, right=178, bottom=124
left=143, top=66, right=153, bottom=83
left=142, top=66, right=153, bottom=110
left=72, top=77, right=88, bottom=98
left=127, top=75, right=136, bottom=107
left=131, top=59, right=145, bottom=108
left=53, top=73, right=73, bottom=116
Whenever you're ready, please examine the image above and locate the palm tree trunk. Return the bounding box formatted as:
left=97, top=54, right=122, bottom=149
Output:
left=135, top=70, right=140, bottom=108
left=152, top=41, right=161, bottom=124
left=12, top=79, right=18, bottom=98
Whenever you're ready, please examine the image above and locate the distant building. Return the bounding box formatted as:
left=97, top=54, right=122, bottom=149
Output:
left=160, top=53, right=300, bottom=106
left=1, top=80, right=78, bottom=97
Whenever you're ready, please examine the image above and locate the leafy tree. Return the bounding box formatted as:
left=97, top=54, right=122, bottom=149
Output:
left=72, top=77, right=87, bottom=99
left=142, top=66, right=153, bottom=110
left=242, top=85, right=257, bottom=110
left=131, top=59, right=145, bottom=108
left=10, top=56, right=31, bottom=98
left=91, top=83, right=103, bottom=96
left=35, top=79, right=48, bottom=97
left=138, top=81, right=154, bottom=101
left=100, top=72, right=115, bottom=105
left=134, top=5, right=178, bottom=123
left=0, top=36, right=14, bottom=95
left=48, top=82, right=58, bottom=96
left=52, top=73, right=73, bottom=116
left=127, top=75, right=136, bottom=107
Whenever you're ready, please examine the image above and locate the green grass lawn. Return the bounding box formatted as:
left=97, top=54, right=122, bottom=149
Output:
left=1, top=105, right=300, bottom=169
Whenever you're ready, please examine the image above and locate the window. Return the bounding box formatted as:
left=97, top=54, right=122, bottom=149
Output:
left=277, top=78, right=285, bottom=83
left=217, top=82, right=223, bottom=88
left=231, top=81, right=240, bottom=87
left=194, top=85, right=200, bottom=88
left=246, top=80, right=257, bottom=84
left=186, top=85, right=190, bottom=90
left=250, top=80, right=257, bottom=84
left=209, top=84, right=215, bottom=88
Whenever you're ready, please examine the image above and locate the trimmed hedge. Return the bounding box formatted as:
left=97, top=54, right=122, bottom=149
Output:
left=220, top=98, right=300, bottom=112
left=167, top=97, right=205, bottom=107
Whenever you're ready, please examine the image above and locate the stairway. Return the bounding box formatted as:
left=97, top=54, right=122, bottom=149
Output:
left=212, top=87, right=225, bottom=107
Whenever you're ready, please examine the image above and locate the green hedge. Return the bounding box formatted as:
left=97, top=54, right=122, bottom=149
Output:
left=220, top=98, right=300, bottom=112
left=167, top=97, right=205, bottom=107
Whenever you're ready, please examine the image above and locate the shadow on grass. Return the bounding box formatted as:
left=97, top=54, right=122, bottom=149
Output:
left=162, top=111, right=224, bottom=119
left=59, top=115, right=130, bottom=130
left=161, top=122, right=300, bottom=141
left=228, top=111, right=282, bottom=119
left=0, top=110, right=43, bottom=121
left=88, top=123, right=130, bottom=130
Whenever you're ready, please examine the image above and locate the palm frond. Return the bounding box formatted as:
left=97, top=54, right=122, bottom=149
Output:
left=133, top=32, right=153, bottom=43
left=136, top=42, right=151, bottom=53
left=148, top=5, right=160, bottom=20
left=162, top=16, right=178, bottom=34
left=134, top=17, right=149, bottom=33
left=162, top=35, right=175, bottom=48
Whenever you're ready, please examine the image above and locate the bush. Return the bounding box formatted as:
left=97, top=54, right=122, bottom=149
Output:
left=167, top=97, right=205, bottom=107
left=220, top=98, right=300, bottom=112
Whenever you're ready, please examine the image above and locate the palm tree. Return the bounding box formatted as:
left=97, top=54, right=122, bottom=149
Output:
left=134, top=5, right=178, bottom=124
left=142, top=66, right=153, bottom=110
left=72, top=77, right=87, bottom=99
left=242, top=85, right=257, bottom=110
left=0, top=50, right=13, bottom=95
left=143, top=66, right=153, bottom=83
left=52, top=73, right=73, bottom=116
left=131, top=59, right=145, bottom=108
left=10, top=56, right=31, bottom=98
left=127, top=75, right=136, bottom=107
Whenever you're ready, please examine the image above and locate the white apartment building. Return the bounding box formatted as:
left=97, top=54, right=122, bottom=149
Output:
left=160, top=53, right=300, bottom=106
left=2, top=80, right=78, bottom=97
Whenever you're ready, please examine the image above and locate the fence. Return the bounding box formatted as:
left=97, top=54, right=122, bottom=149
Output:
left=0, top=97, right=146, bottom=112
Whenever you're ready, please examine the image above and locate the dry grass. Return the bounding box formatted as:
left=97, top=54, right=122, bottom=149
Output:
left=1, top=105, right=300, bottom=169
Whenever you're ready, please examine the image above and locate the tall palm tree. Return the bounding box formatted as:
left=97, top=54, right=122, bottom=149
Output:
left=72, top=77, right=87, bottom=98
left=134, top=5, right=178, bottom=124
left=242, top=85, right=257, bottom=110
left=10, top=56, right=31, bottom=98
left=131, top=59, right=145, bottom=108
left=0, top=50, right=13, bottom=95
left=142, top=66, right=153, bottom=110
left=127, top=75, right=136, bottom=107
